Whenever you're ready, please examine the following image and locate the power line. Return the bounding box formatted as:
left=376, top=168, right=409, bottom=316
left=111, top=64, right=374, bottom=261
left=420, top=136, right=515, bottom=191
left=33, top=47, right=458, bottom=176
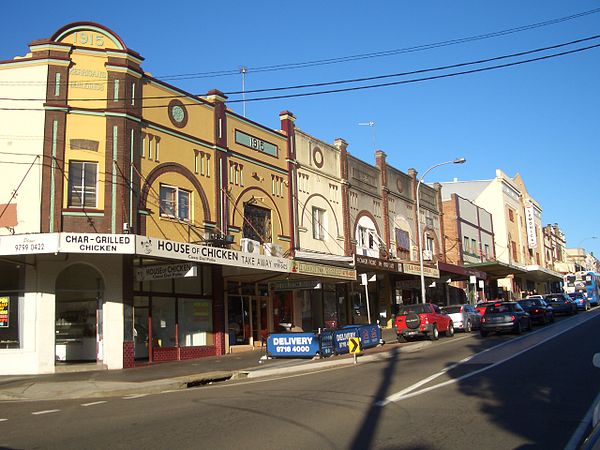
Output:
left=156, top=6, right=600, bottom=80
left=0, top=39, right=597, bottom=112
left=2, top=33, right=599, bottom=104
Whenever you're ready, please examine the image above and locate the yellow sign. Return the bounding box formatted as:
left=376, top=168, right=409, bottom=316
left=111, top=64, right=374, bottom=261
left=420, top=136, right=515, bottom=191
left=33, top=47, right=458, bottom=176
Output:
left=348, top=337, right=361, bottom=354
left=291, top=261, right=356, bottom=280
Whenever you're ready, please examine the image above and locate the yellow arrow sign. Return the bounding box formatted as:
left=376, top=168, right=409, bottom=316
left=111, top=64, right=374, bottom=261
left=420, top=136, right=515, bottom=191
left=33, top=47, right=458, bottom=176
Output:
left=349, top=337, right=361, bottom=354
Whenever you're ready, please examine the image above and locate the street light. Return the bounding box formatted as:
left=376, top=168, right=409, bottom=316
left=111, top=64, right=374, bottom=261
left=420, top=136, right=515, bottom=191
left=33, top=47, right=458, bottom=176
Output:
left=578, top=236, right=598, bottom=248
left=417, top=157, right=466, bottom=304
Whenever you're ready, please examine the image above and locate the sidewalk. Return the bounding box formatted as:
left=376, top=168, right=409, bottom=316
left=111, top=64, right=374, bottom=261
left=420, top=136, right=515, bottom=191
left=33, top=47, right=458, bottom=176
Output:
left=0, top=327, right=421, bottom=402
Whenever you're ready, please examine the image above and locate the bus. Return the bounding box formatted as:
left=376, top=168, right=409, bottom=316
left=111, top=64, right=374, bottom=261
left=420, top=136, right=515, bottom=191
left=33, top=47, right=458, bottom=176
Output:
left=563, top=271, right=600, bottom=306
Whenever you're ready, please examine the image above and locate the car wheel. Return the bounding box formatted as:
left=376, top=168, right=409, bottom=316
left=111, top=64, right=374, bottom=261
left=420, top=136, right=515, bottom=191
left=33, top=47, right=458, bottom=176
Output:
left=514, top=321, right=522, bottom=335
left=446, top=323, right=455, bottom=337
left=480, top=329, right=489, bottom=337
left=429, top=325, right=439, bottom=341
left=464, top=320, right=472, bottom=333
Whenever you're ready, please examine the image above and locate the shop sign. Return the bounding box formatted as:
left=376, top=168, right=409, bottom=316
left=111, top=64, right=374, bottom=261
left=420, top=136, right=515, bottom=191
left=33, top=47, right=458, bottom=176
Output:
left=136, top=237, right=291, bottom=273
left=319, top=330, right=335, bottom=357
left=266, top=333, right=320, bottom=358
left=135, top=262, right=197, bottom=281
left=60, top=233, right=135, bottom=254
left=270, top=280, right=322, bottom=291
left=291, top=261, right=356, bottom=280
left=525, top=202, right=537, bottom=249
left=358, top=324, right=381, bottom=349
left=0, top=233, right=59, bottom=255
left=355, top=255, right=397, bottom=271
left=395, top=280, right=420, bottom=289
left=401, top=262, right=440, bottom=278
left=0, top=297, right=8, bottom=327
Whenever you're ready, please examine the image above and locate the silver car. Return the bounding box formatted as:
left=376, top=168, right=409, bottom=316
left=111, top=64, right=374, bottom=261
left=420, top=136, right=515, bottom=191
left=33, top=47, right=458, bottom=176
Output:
left=441, top=304, right=481, bottom=332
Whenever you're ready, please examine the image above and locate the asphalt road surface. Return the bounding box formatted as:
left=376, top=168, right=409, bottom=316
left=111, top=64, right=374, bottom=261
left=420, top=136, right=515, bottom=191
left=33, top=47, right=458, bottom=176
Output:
left=2, top=309, right=600, bottom=450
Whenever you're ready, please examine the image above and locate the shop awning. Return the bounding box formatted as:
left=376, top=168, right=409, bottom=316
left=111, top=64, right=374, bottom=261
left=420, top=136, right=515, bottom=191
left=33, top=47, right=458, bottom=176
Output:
left=438, top=261, right=487, bottom=281
left=464, top=260, right=527, bottom=278
left=294, top=250, right=354, bottom=267
left=522, top=265, right=564, bottom=282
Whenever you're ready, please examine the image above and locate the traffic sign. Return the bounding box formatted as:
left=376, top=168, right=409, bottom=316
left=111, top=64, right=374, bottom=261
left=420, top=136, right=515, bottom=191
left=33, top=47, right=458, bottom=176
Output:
left=348, top=337, right=361, bottom=354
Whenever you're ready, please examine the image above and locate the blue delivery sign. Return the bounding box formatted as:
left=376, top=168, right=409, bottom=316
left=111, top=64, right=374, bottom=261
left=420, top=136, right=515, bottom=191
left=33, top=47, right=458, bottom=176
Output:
left=333, top=328, right=358, bottom=354
left=267, top=333, right=320, bottom=358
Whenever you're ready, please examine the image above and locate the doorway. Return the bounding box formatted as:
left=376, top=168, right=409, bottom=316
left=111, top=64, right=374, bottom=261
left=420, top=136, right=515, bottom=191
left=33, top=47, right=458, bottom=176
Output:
left=133, top=297, right=149, bottom=361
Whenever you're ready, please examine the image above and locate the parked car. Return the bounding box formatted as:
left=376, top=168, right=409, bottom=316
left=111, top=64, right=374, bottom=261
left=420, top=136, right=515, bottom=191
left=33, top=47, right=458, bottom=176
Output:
left=395, top=303, right=454, bottom=342
left=475, top=301, right=498, bottom=316
left=517, top=298, right=554, bottom=325
left=568, top=291, right=591, bottom=311
left=441, top=304, right=481, bottom=332
left=480, top=301, right=533, bottom=337
left=544, top=293, right=578, bottom=315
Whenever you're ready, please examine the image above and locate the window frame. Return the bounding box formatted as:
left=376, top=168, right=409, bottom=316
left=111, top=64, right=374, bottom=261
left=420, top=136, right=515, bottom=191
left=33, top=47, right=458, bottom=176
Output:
left=312, top=207, right=326, bottom=241
left=67, top=160, right=98, bottom=209
left=159, top=184, right=191, bottom=221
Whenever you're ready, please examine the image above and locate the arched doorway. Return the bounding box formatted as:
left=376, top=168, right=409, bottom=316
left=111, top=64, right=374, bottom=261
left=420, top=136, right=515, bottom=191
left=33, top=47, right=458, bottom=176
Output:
left=55, top=264, right=105, bottom=365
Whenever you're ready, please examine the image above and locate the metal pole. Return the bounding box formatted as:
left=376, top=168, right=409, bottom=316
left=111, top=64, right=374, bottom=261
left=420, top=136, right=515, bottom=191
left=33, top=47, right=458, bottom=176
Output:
left=364, top=281, right=372, bottom=324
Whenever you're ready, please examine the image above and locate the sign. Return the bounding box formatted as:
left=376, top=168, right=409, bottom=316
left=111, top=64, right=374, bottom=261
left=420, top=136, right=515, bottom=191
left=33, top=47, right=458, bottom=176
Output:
left=355, top=255, right=398, bottom=271
left=0, top=297, right=8, bottom=327
left=60, top=233, right=135, bottom=254
left=235, top=130, right=278, bottom=157
left=349, top=337, right=361, bottom=354
left=270, top=280, right=322, bottom=291
left=402, top=262, right=440, bottom=279
left=135, top=262, right=197, bottom=281
left=291, top=260, right=356, bottom=280
left=137, top=237, right=291, bottom=273
left=0, top=233, right=59, bottom=255
left=266, top=333, right=320, bottom=358
left=524, top=202, right=537, bottom=249
left=333, top=328, right=359, bottom=354
left=358, top=324, right=381, bottom=349
left=319, top=330, right=335, bottom=357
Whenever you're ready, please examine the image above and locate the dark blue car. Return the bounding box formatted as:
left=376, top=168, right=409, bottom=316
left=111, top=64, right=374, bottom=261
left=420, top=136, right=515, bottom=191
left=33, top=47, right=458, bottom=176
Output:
left=544, top=293, right=577, bottom=316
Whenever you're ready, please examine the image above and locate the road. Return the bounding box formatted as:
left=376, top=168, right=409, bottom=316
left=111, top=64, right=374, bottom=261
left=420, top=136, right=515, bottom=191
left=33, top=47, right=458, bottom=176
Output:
left=2, top=310, right=600, bottom=449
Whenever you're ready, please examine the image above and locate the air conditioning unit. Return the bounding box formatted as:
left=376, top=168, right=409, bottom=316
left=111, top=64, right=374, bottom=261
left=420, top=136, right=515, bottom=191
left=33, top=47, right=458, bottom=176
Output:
left=422, top=249, right=433, bottom=261
left=263, top=243, right=284, bottom=257
left=240, top=238, right=261, bottom=254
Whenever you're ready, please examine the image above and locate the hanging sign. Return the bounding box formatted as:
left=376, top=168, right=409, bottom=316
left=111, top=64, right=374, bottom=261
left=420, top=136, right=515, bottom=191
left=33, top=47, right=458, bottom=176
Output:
left=525, top=202, right=537, bottom=249
left=135, top=262, right=197, bottom=281
left=0, top=297, right=9, bottom=328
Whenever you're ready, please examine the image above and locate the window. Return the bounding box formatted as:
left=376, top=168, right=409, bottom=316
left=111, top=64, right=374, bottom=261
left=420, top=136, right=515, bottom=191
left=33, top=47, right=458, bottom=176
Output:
left=463, top=236, right=470, bottom=253
left=243, top=203, right=272, bottom=243
left=426, top=236, right=435, bottom=254
left=68, top=161, right=97, bottom=208
left=508, top=208, right=514, bottom=222
left=358, top=226, right=375, bottom=249
left=312, top=207, right=326, bottom=240
left=395, top=228, right=410, bottom=260
left=511, top=241, right=518, bottom=262
left=471, top=239, right=477, bottom=253
left=484, top=244, right=490, bottom=257
left=159, top=185, right=191, bottom=221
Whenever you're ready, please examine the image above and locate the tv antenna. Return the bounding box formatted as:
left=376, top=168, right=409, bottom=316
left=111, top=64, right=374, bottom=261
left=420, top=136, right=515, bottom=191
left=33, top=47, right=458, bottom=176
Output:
left=358, top=121, right=377, bottom=151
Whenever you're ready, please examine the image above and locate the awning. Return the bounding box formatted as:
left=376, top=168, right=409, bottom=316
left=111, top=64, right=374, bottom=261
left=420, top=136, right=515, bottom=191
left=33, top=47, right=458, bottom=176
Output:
left=294, top=250, right=354, bottom=267
left=464, top=260, right=527, bottom=278
left=522, top=265, right=564, bottom=282
left=438, top=261, right=487, bottom=281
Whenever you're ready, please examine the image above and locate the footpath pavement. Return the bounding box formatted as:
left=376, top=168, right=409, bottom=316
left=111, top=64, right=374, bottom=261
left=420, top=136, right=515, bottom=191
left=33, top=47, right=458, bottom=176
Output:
left=0, top=328, right=430, bottom=402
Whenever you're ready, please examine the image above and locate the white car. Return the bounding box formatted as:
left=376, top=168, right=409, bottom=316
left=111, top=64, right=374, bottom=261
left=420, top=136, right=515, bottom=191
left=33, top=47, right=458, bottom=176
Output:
left=441, top=304, right=481, bottom=332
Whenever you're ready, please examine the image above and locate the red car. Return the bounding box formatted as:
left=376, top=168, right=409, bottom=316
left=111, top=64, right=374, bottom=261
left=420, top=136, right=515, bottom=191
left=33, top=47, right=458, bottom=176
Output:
left=395, top=303, right=454, bottom=342
left=475, top=301, right=498, bottom=316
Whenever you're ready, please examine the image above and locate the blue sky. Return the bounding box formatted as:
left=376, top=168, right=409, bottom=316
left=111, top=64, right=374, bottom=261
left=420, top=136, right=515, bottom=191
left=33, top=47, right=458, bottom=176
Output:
left=3, top=1, right=600, bottom=255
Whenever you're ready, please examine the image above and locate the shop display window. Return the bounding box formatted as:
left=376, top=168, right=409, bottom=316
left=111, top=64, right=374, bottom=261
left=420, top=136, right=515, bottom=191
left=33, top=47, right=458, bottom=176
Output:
left=0, top=262, right=23, bottom=349
left=151, top=297, right=176, bottom=348
left=178, top=299, right=213, bottom=346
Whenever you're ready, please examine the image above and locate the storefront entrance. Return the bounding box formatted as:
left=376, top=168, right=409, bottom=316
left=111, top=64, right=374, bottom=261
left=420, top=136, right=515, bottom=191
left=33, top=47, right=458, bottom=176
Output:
left=226, top=283, right=270, bottom=350
left=55, top=264, right=105, bottom=364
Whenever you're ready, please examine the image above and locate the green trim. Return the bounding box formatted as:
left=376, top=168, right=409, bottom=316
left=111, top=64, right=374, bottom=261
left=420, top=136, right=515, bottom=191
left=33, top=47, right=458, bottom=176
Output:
left=54, top=73, right=61, bottom=97
left=0, top=59, right=70, bottom=68
left=49, top=120, right=58, bottom=232
left=226, top=112, right=286, bottom=140
left=146, top=122, right=213, bottom=150
left=138, top=209, right=150, bottom=216
left=62, top=211, right=104, bottom=217
left=229, top=151, right=287, bottom=175
left=112, top=126, right=118, bottom=233
left=55, top=25, right=124, bottom=49
left=278, top=236, right=291, bottom=242
left=203, top=222, right=216, bottom=228
left=113, top=79, right=119, bottom=101
left=105, top=65, right=143, bottom=78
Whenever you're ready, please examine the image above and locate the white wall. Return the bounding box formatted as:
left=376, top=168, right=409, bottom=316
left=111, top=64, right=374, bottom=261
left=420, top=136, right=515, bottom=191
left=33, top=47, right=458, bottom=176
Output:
left=0, top=63, right=48, bottom=235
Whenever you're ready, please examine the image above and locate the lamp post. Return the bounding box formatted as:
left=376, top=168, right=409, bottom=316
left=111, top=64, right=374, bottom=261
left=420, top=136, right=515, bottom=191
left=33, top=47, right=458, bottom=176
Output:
left=417, top=157, right=466, bottom=304
left=578, top=236, right=598, bottom=248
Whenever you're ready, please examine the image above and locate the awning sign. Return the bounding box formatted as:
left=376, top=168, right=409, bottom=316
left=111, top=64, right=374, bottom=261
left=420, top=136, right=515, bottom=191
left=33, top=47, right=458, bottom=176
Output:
left=0, top=297, right=9, bottom=328
left=0, top=233, right=59, bottom=255
left=401, top=263, right=440, bottom=278
left=291, top=260, right=356, bottom=280
left=135, top=262, right=197, bottom=281
left=60, top=233, right=135, bottom=254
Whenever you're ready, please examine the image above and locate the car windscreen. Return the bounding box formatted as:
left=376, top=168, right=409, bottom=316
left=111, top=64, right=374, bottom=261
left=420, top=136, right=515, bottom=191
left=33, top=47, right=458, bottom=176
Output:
left=398, top=304, right=429, bottom=315
left=442, top=306, right=461, bottom=314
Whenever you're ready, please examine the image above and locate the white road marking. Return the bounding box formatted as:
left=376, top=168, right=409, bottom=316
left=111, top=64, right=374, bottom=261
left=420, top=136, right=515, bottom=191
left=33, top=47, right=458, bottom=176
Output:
left=32, top=409, right=60, bottom=415
left=0, top=418, right=7, bottom=422
left=123, top=394, right=148, bottom=399
left=81, top=401, right=107, bottom=407
left=378, top=312, right=600, bottom=406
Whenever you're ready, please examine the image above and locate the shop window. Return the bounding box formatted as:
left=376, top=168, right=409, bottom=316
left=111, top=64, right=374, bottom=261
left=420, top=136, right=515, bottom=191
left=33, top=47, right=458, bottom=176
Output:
left=159, top=185, right=191, bottom=221
left=67, top=161, right=97, bottom=208
left=178, top=299, right=213, bottom=347
left=243, top=203, right=272, bottom=243
left=152, top=297, right=177, bottom=348
left=312, top=207, right=326, bottom=240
